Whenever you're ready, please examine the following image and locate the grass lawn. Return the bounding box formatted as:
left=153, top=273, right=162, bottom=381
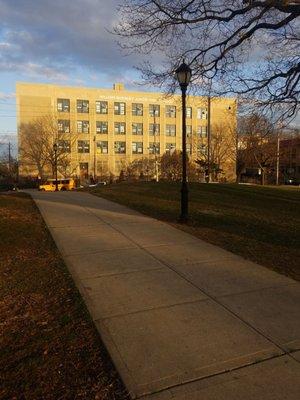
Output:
left=0, top=193, right=129, bottom=400
left=90, top=182, right=300, bottom=281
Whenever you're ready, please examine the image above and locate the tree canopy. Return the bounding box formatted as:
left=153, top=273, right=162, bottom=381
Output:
left=115, top=1, right=300, bottom=120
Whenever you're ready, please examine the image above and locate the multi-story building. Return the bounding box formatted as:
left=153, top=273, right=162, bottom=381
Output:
left=17, top=82, right=236, bottom=181
left=280, top=136, right=300, bottom=184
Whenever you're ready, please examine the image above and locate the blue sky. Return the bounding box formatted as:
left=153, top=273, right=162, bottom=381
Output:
left=0, top=0, right=148, bottom=154
left=1, top=1, right=298, bottom=156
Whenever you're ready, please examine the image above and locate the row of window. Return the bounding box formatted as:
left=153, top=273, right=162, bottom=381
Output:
left=58, top=140, right=207, bottom=155
left=57, top=98, right=207, bottom=119
left=58, top=120, right=208, bottom=137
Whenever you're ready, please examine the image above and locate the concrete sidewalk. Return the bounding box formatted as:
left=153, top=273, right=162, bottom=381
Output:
left=30, top=190, right=300, bottom=399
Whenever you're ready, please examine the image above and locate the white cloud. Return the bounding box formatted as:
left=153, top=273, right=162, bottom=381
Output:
left=22, top=63, right=69, bottom=81
left=0, top=91, right=16, bottom=100
left=0, top=59, right=69, bottom=81
left=0, top=41, right=11, bottom=48
left=0, top=0, right=135, bottom=79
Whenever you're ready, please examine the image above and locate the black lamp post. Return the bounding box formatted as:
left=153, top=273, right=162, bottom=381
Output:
left=53, top=143, right=58, bottom=191
left=175, top=61, right=192, bottom=222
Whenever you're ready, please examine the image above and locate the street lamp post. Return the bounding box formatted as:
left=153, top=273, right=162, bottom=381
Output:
left=175, top=61, right=192, bottom=222
left=53, top=143, right=58, bottom=191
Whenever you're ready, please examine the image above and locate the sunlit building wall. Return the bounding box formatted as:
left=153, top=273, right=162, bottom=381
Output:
left=17, top=82, right=237, bottom=181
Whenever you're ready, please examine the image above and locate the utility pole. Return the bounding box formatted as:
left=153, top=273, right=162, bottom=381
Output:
left=53, top=143, right=58, bottom=191
left=93, top=135, right=96, bottom=182
left=206, top=95, right=211, bottom=183
left=153, top=114, right=159, bottom=182
left=276, top=123, right=282, bottom=185
left=276, top=132, right=280, bottom=185
left=8, top=142, right=11, bottom=173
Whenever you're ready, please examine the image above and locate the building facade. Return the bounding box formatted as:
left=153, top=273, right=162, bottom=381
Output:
left=280, top=136, right=300, bottom=184
left=17, top=82, right=237, bottom=181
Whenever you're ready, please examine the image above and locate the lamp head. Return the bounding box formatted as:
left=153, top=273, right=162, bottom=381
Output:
left=175, top=61, right=192, bottom=87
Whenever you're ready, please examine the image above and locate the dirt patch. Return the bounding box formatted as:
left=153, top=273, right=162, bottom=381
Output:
left=0, top=193, right=129, bottom=400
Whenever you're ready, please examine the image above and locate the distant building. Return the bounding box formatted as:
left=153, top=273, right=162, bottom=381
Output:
left=17, top=82, right=236, bottom=182
left=280, top=136, right=300, bottom=184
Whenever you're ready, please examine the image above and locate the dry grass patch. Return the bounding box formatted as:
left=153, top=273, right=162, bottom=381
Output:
left=0, top=193, right=129, bottom=400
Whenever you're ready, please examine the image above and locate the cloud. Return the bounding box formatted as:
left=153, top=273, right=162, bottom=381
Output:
left=0, top=91, right=15, bottom=100
left=0, top=0, right=136, bottom=82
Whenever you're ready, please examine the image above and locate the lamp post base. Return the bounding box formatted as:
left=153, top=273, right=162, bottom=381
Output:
left=179, top=183, right=189, bottom=223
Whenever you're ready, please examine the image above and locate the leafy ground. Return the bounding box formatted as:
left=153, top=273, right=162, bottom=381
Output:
left=0, top=193, right=129, bottom=400
left=90, top=182, right=300, bottom=281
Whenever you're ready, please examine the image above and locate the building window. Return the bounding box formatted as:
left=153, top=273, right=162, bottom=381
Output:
left=114, top=141, right=126, bottom=154
left=186, top=107, right=192, bottom=118
left=96, top=141, right=108, bottom=154
left=166, top=124, right=176, bottom=137
left=57, top=140, right=71, bottom=153
left=149, top=104, right=160, bottom=117
left=115, top=160, right=126, bottom=173
left=114, top=102, right=126, bottom=115
left=57, top=99, right=70, bottom=112
left=149, top=123, right=160, bottom=135
left=132, top=142, right=143, bottom=154
left=186, top=143, right=192, bottom=154
left=186, top=125, right=192, bottom=137
left=149, top=142, right=160, bottom=154
left=114, top=122, right=126, bottom=134
left=132, top=103, right=143, bottom=116
left=58, top=119, right=70, bottom=133
left=96, top=121, right=108, bottom=134
left=197, top=126, right=207, bottom=137
left=132, top=123, right=143, bottom=135
left=165, top=105, right=176, bottom=118
left=197, top=107, right=207, bottom=119
left=77, top=99, right=89, bottom=113
left=97, top=160, right=108, bottom=174
left=78, top=140, right=90, bottom=153
left=77, top=120, right=89, bottom=133
left=96, top=101, right=108, bottom=114
left=166, top=143, right=176, bottom=153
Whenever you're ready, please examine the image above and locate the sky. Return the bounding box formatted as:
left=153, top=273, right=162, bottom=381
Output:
left=1, top=1, right=298, bottom=157
left=0, top=0, right=147, bottom=155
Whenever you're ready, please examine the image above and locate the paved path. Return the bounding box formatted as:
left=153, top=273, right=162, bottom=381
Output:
left=30, top=190, right=300, bottom=399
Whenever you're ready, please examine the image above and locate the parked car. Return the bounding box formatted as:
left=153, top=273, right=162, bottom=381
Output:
left=39, top=178, right=76, bottom=191
left=284, top=178, right=300, bottom=186
left=0, top=183, right=16, bottom=192
left=88, top=181, right=107, bottom=188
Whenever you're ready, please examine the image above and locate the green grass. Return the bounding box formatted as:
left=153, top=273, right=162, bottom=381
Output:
left=90, top=182, right=300, bottom=281
left=0, top=193, right=129, bottom=400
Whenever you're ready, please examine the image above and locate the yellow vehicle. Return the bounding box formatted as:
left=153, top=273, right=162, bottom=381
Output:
left=39, top=178, right=76, bottom=192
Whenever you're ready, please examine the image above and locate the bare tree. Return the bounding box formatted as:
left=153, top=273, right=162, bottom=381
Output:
left=0, top=150, right=18, bottom=185
left=238, top=113, right=278, bottom=184
left=125, top=158, right=157, bottom=180
left=115, top=1, right=300, bottom=120
left=19, top=118, right=50, bottom=178
left=160, top=150, right=199, bottom=181
left=19, top=115, right=77, bottom=179
left=196, top=122, right=236, bottom=181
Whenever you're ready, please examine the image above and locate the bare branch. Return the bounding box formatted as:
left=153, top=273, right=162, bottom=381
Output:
left=114, top=0, right=300, bottom=120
